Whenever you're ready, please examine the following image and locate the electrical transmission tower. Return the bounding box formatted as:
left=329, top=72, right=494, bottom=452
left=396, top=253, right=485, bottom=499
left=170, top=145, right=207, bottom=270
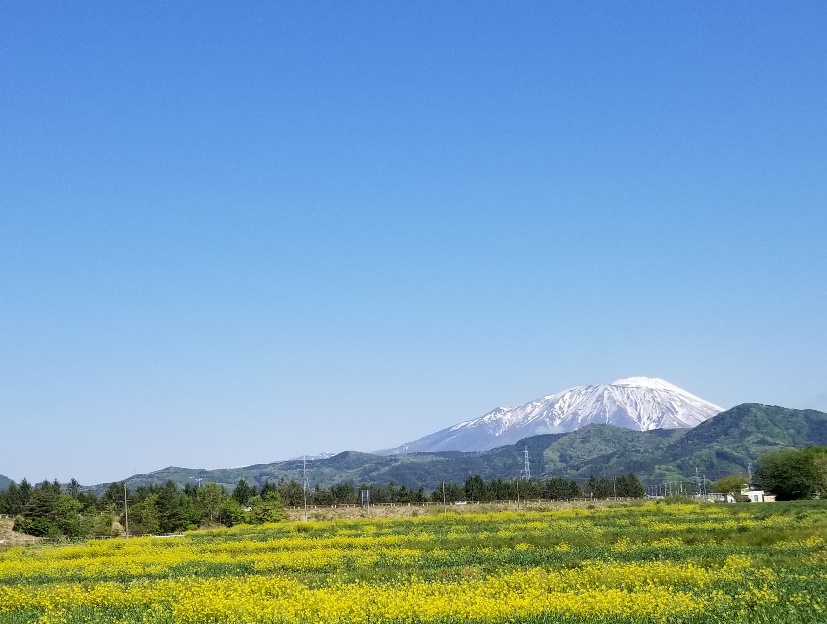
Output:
left=522, top=446, right=531, bottom=481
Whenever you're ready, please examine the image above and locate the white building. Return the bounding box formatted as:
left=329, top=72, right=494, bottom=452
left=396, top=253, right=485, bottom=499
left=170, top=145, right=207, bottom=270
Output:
left=741, top=487, right=775, bottom=503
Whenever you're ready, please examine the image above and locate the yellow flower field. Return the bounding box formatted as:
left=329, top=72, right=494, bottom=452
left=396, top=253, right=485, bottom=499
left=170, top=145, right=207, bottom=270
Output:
left=1, top=501, right=826, bottom=623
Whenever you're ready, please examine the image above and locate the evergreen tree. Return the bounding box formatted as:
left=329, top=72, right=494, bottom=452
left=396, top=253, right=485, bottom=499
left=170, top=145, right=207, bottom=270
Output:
left=129, top=494, right=161, bottom=535
left=311, top=484, right=334, bottom=506
left=232, top=479, right=256, bottom=506
left=19, top=479, right=32, bottom=507
left=616, top=473, right=646, bottom=498
left=331, top=482, right=356, bottom=504
left=277, top=479, right=304, bottom=507
left=464, top=475, right=485, bottom=501
left=67, top=478, right=82, bottom=499
left=102, top=482, right=126, bottom=511
left=0, top=481, right=22, bottom=515
left=430, top=481, right=463, bottom=503
left=24, top=485, right=59, bottom=521
left=155, top=481, right=183, bottom=533
left=260, top=480, right=279, bottom=498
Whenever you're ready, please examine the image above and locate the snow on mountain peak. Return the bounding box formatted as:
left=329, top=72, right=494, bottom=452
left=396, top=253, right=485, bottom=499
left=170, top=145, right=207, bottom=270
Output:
left=610, top=377, right=687, bottom=393
left=378, top=376, right=724, bottom=455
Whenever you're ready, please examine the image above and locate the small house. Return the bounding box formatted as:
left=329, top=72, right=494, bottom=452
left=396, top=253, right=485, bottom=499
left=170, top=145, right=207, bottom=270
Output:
left=740, top=487, right=775, bottom=503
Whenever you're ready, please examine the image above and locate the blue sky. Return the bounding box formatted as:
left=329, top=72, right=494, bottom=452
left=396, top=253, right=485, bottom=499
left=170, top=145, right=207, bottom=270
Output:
left=1, top=2, right=825, bottom=484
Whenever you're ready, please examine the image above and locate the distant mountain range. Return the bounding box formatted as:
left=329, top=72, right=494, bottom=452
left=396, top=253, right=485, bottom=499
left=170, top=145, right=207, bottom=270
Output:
left=0, top=474, right=10, bottom=491
left=77, top=403, right=827, bottom=494
left=378, top=377, right=723, bottom=454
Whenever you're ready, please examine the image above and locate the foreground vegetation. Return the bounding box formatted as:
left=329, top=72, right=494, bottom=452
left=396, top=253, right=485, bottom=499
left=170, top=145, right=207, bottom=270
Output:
left=1, top=501, right=826, bottom=623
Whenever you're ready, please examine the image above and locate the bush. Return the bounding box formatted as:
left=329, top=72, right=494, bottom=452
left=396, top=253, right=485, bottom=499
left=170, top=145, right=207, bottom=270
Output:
left=14, top=516, right=59, bottom=538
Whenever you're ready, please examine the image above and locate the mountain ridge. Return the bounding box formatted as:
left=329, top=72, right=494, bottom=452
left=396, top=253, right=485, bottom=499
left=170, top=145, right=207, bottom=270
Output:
left=378, top=376, right=723, bottom=454
left=77, top=403, right=826, bottom=494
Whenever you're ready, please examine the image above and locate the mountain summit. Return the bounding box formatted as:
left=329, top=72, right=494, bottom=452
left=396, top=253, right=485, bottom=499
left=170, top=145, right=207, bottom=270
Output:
left=378, top=377, right=723, bottom=454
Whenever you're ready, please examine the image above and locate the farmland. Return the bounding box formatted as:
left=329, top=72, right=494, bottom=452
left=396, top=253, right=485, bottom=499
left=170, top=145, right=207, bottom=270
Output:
left=1, top=501, right=826, bottom=623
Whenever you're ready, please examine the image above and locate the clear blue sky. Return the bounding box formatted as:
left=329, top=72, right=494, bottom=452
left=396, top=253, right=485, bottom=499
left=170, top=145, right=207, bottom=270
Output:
left=1, top=2, right=825, bottom=484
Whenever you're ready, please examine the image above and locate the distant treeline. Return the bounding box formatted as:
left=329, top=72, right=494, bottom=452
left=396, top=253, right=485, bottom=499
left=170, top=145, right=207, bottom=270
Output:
left=3, top=446, right=825, bottom=540
left=0, top=478, right=285, bottom=538
left=0, top=472, right=646, bottom=538
left=276, top=473, right=646, bottom=506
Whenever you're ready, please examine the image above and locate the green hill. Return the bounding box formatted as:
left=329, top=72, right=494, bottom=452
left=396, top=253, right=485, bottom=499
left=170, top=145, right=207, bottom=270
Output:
left=92, top=403, right=827, bottom=493
left=537, top=425, right=685, bottom=478
left=663, top=403, right=827, bottom=477
left=0, top=474, right=11, bottom=491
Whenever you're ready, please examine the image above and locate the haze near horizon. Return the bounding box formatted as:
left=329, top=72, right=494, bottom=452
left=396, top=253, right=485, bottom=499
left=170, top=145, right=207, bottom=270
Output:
left=1, top=3, right=825, bottom=484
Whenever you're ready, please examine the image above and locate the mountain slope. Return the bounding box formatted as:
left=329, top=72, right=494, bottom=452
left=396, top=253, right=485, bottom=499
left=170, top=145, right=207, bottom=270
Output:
left=540, top=425, right=685, bottom=476
left=88, top=404, right=827, bottom=493
left=0, top=474, right=11, bottom=492
left=379, top=377, right=722, bottom=454
left=663, top=403, right=827, bottom=476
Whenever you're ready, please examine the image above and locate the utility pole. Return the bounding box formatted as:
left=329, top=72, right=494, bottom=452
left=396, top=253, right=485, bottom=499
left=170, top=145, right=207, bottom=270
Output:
left=303, top=456, right=308, bottom=522
left=516, top=477, right=520, bottom=511
left=442, top=480, right=447, bottom=515
left=124, top=484, right=129, bottom=539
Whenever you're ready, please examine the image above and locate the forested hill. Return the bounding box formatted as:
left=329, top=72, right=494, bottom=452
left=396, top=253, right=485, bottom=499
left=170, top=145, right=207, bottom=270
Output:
left=663, top=403, right=827, bottom=475
left=0, top=474, right=11, bottom=491
left=81, top=403, right=827, bottom=494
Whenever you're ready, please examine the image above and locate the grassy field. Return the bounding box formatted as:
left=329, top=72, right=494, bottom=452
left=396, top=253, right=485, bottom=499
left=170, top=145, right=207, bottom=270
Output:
left=1, top=500, right=826, bottom=623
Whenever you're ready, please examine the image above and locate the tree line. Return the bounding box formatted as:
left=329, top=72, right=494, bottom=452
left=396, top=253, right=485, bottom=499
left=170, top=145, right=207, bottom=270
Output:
left=702, top=446, right=827, bottom=501
left=756, top=446, right=827, bottom=500
left=0, top=472, right=646, bottom=538
left=0, top=478, right=286, bottom=538
left=232, top=473, right=644, bottom=507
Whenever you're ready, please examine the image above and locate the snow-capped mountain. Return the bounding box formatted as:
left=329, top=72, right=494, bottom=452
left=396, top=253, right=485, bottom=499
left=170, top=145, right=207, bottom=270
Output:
left=377, top=377, right=723, bottom=454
